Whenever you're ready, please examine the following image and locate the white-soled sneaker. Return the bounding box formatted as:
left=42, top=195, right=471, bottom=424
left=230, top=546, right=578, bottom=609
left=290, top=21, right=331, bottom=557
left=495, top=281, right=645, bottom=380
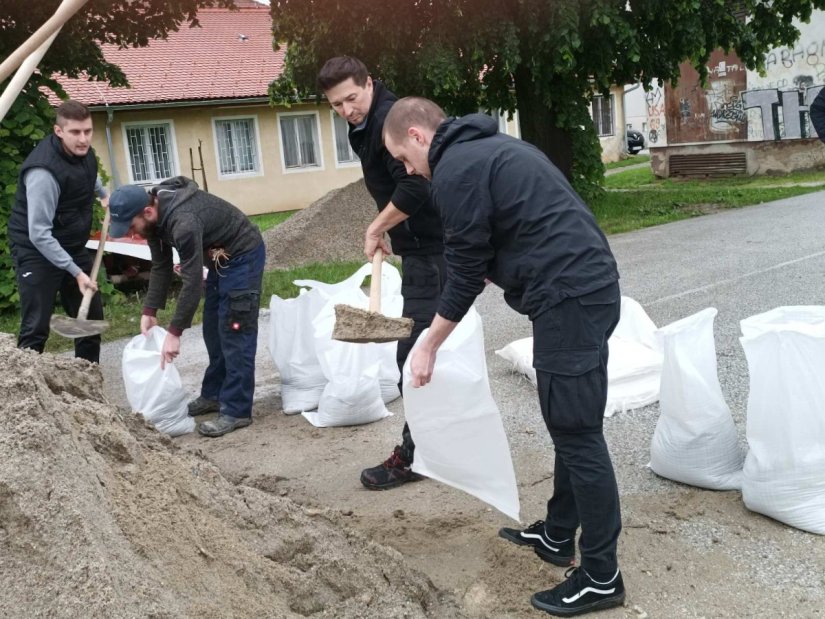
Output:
left=498, top=520, right=575, bottom=566
left=531, top=567, right=625, bottom=616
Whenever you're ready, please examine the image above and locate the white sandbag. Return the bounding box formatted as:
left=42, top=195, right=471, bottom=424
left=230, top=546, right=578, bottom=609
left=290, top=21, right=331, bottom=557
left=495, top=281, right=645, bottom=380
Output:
left=297, top=261, right=403, bottom=404
left=268, top=289, right=328, bottom=414
left=122, top=327, right=195, bottom=437
left=495, top=296, right=663, bottom=416
left=739, top=306, right=825, bottom=534
left=649, top=308, right=743, bottom=490
left=495, top=337, right=536, bottom=385
left=404, top=307, right=520, bottom=522
left=302, top=359, right=390, bottom=427
left=304, top=286, right=393, bottom=427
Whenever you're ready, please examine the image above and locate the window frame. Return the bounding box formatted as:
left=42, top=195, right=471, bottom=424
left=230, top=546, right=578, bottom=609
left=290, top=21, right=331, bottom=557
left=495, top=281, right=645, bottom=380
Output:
left=276, top=110, right=325, bottom=174
left=211, top=114, right=264, bottom=180
left=121, top=119, right=179, bottom=185
left=591, top=94, right=616, bottom=137
left=329, top=110, right=360, bottom=168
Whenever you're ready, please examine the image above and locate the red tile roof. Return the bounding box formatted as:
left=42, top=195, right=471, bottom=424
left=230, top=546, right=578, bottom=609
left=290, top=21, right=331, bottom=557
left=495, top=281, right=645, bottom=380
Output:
left=56, top=2, right=284, bottom=106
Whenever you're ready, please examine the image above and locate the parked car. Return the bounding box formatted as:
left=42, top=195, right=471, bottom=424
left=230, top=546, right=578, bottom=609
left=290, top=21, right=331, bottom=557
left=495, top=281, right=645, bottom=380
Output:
left=626, top=129, right=645, bottom=154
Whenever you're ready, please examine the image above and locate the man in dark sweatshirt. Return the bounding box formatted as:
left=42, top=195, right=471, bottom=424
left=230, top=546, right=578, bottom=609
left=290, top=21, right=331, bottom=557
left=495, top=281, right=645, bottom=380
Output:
left=107, top=177, right=264, bottom=438
left=384, top=97, right=624, bottom=617
left=318, top=56, right=445, bottom=490
left=8, top=99, right=108, bottom=362
left=812, top=86, right=825, bottom=144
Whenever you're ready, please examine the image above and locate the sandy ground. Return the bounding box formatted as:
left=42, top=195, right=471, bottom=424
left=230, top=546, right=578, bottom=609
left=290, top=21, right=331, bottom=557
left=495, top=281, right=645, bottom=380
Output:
left=10, top=186, right=825, bottom=617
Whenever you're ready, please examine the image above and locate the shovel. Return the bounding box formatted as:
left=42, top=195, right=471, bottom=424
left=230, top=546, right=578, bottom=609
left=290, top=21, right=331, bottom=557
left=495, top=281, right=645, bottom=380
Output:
left=50, top=208, right=111, bottom=338
left=332, top=248, right=413, bottom=343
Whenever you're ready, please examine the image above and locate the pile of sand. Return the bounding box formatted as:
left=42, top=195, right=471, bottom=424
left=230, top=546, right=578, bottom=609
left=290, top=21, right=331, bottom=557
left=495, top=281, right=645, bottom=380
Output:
left=0, top=334, right=462, bottom=618
left=262, top=179, right=378, bottom=270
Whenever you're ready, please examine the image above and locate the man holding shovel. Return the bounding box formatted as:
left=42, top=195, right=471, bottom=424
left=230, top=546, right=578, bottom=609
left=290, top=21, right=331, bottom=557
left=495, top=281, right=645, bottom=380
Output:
left=8, top=100, right=108, bottom=363
left=107, top=176, right=265, bottom=438
left=318, top=56, right=445, bottom=490
left=383, top=98, right=625, bottom=617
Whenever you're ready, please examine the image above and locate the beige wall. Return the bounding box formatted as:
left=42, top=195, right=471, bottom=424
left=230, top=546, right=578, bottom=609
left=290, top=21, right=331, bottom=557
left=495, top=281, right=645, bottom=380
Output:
left=596, top=85, right=627, bottom=163
left=90, top=102, right=363, bottom=215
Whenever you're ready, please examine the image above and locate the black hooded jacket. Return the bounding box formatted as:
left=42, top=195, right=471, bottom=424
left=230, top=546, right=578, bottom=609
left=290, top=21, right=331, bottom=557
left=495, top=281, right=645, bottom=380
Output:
left=428, top=114, right=619, bottom=322
left=348, top=80, right=443, bottom=256
left=143, top=176, right=262, bottom=334
left=812, top=86, right=825, bottom=145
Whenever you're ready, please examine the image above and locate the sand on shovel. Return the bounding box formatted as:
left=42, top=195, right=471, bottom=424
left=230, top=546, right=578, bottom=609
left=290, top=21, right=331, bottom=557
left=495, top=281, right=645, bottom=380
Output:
left=332, top=304, right=414, bottom=343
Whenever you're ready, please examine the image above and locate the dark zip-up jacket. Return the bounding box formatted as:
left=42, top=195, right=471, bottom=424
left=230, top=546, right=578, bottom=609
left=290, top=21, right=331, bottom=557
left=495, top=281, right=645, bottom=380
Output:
left=348, top=80, right=443, bottom=256
left=9, top=134, right=97, bottom=255
left=428, top=114, right=619, bottom=322
left=812, top=86, right=825, bottom=144
left=143, top=176, right=262, bottom=334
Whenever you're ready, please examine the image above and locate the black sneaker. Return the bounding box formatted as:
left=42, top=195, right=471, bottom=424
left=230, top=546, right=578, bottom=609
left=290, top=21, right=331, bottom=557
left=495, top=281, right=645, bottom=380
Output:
left=531, top=567, right=625, bottom=616
left=498, top=520, right=575, bottom=566
left=360, top=446, right=424, bottom=490
left=188, top=396, right=220, bottom=417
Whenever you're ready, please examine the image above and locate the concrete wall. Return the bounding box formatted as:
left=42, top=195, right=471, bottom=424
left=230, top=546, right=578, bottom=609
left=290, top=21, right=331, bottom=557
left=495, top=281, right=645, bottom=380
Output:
left=650, top=138, right=825, bottom=177
left=91, top=101, right=363, bottom=215
left=745, top=14, right=825, bottom=140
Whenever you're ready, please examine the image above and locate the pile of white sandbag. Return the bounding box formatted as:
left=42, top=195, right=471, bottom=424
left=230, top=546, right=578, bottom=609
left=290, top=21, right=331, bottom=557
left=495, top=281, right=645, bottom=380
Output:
left=495, top=296, right=663, bottom=417
left=268, top=262, right=403, bottom=427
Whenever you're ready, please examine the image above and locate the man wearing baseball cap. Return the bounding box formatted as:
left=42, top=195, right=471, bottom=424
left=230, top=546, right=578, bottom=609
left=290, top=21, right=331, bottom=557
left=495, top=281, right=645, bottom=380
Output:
left=108, top=176, right=265, bottom=437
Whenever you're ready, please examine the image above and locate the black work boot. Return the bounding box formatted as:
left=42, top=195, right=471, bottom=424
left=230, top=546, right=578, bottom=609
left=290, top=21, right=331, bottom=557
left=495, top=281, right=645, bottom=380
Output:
left=531, top=567, right=625, bottom=616
left=498, top=520, right=575, bottom=566
left=360, top=445, right=424, bottom=490
left=197, top=414, right=252, bottom=437
left=188, top=396, right=220, bottom=417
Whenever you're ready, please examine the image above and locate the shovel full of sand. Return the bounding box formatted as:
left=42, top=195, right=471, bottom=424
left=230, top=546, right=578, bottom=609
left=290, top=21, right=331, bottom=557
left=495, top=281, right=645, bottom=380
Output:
left=332, top=248, right=413, bottom=343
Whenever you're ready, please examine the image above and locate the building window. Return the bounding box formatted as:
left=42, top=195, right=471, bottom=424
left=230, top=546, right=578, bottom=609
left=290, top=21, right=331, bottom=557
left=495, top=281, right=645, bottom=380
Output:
left=124, top=122, right=176, bottom=183
left=331, top=112, right=359, bottom=165
left=278, top=113, right=322, bottom=171
left=591, top=95, right=615, bottom=137
left=214, top=117, right=261, bottom=177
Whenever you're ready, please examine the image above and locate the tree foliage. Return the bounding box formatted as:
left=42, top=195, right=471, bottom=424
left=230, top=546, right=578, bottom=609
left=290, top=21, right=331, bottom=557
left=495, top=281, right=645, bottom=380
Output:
left=0, top=0, right=233, bottom=313
left=269, top=0, right=825, bottom=201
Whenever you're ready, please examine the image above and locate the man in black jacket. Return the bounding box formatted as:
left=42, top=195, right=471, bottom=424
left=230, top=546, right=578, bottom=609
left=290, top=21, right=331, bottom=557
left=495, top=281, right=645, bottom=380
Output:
left=8, top=100, right=108, bottom=363
left=107, top=177, right=265, bottom=438
left=384, top=97, right=625, bottom=617
left=812, top=86, right=825, bottom=144
left=318, top=56, right=445, bottom=490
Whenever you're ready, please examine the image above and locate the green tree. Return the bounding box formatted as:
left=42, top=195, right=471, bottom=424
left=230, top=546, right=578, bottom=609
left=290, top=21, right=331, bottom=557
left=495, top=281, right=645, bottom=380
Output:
left=269, top=0, right=825, bottom=201
left=0, top=0, right=234, bottom=312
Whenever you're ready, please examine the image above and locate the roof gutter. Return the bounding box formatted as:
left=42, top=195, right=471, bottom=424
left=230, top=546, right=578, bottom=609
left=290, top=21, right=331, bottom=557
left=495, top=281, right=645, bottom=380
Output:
left=87, top=95, right=318, bottom=113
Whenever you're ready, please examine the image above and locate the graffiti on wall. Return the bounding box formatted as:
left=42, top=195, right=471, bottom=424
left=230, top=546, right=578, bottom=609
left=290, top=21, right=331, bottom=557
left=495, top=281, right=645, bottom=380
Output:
left=763, top=39, right=825, bottom=87
left=644, top=86, right=666, bottom=144
left=742, top=84, right=823, bottom=140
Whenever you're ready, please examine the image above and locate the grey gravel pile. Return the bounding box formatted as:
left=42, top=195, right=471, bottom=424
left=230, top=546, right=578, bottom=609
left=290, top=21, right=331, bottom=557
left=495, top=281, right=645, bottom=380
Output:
left=262, top=179, right=376, bottom=270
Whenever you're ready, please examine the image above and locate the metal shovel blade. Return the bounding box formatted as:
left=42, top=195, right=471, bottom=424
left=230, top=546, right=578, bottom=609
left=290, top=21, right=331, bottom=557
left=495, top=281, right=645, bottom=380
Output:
left=50, top=314, right=110, bottom=338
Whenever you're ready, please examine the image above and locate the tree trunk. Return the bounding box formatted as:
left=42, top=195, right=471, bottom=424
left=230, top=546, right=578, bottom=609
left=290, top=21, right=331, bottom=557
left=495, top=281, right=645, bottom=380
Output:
left=513, top=65, right=574, bottom=179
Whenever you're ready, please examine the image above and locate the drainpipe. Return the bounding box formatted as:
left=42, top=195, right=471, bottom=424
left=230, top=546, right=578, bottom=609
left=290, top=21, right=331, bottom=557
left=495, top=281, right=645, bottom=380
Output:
left=104, top=106, right=121, bottom=188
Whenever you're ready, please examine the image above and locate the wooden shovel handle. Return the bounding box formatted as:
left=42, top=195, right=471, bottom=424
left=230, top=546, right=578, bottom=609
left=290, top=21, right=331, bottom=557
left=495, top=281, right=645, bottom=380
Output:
left=78, top=207, right=109, bottom=321
left=0, top=0, right=88, bottom=83
left=369, top=248, right=383, bottom=313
